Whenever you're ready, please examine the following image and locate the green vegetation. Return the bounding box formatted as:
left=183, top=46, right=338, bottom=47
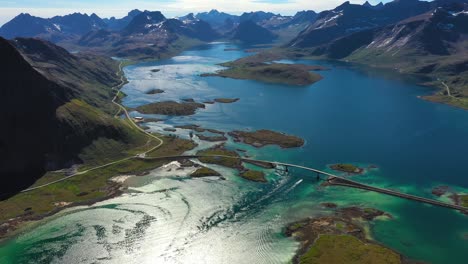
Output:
left=206, top=129, right=225, bottom=135
left=146, top=89, right=164, bottom=94
left=0, top=135, right=196, bottom=235
left=330, top=164, right=363, bottom=174
left=196, top=147, right=242, bottom=169
left=229, top=129, right=304, bottom=148
left=460, top=195, right=468, bottom=207
left=289, top=222, right=306, bottom=232
left=204, top=62, right=323, bottom=86
left=115, top=91, right=127, bottom=103
left=196, top=134, right=227, bottom=142
left=136, top=101, right=205, bottom=116
left=175, top=124, right=206, bottom=132
left=56, top=99, right=150, bottom=168
left=424, top=95, right=468, bottom=110
left=240, top=170, right=266, bottom=182
left=214, top=98, right=239, bottom=103
left=190, top=167, right=221, bottom=178
left=299, top=235, right=401, bottom=264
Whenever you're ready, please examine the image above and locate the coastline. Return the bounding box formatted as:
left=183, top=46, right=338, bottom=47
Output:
left=2, top=42, right=468, bottom=263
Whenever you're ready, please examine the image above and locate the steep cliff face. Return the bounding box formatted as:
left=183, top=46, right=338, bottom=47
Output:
left=0, top=37, right=141, bottom=198
left=0, top=38, right=67, bottom=197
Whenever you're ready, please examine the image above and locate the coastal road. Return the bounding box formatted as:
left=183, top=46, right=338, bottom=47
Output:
left=111, top=62, right=164, bottom=155
left=442, top=81, right=452, bottom=97
left=20, top=151, right=468, bottom=214
left=21, top=62, right=164, bottom=193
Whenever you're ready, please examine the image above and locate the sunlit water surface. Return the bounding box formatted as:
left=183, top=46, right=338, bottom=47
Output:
left=1, top=43, right=468, bottom=264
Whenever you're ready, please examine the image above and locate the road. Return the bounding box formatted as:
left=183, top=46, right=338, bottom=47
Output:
left=21, top=62, right=164, bottom=193
left=442, top=81, right=452, bottom=97
left=140, top=154, right=468, bottom=213
left=20, top=150, right=468, bottom=213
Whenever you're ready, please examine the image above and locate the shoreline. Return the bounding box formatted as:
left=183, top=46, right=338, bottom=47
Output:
left=0, top=181, right=125, bottom=243
left=2, top=42, right=467, bottom=263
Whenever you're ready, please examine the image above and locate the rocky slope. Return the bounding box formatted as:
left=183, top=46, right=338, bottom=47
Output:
left=103, top=9, right=143, bottom=31
left=0, top=37, right=143, bottom=198
left=288, top=0, right=465, bottom=48
left=78, top=10, right=219, bottom=59
left=308, top=3, right=468, bottom=107
left=228, top=20, right=277, bottom=44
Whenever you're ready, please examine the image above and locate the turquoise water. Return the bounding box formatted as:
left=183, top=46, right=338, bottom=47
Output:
left=1, top=43, right=467, bottom=263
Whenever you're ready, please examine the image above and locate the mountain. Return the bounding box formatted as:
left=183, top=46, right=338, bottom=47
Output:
left=288, top=0, right=439, bottom=48
left=229, top=20, right=277, bottom=44
left=288, top=10, right=318, bottom=26
left=79, top=10, right=219, bottom=59
left=49, top=13, right=107, bottom=35
left=312, top=2, right=468, bottom=58
left=239, top=11, right=277, bottom=23
left=0, top=12, right=107, bottom=41
left=195, top=9, right=239, bottom=27
left=0, top=37, right=145, bottom=198
left=0, top=13, right=59, bottom=39
left=103, top=9, right=143, bottom=31
left=363, top=1, right=384, bottom=10
left=121, top=10, right=166, bottom=35
left=309, top=4, right=468, bottom=106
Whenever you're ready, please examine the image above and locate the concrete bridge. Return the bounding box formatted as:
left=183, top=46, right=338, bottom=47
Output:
left=144, top=155, right=468, bottom=214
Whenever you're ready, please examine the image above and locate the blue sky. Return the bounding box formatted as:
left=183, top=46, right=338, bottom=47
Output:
left=0, top=0, right=391, bottom=25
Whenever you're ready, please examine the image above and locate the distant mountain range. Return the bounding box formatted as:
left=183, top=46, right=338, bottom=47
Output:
left=289, top=0, right=467, bottom=47
left=103, top=9, right=143, bottom=31
left=0, top=12, right=107, bottom=42
left=0, top=8, right=318, bottom=45
left=77, top=10, right=219, bottom=59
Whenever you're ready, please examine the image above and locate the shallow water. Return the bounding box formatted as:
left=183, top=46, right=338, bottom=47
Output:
left=1, top=43, right=468, bottom=264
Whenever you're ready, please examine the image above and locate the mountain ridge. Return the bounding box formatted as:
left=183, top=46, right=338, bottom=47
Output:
left=0, top=37, right=145, bottom=198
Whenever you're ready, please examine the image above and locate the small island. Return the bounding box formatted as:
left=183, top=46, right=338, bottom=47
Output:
left=190, top=167, right=221, bottom=178
left=146, top=89, right=164, bottom=94
left=240, top=169, right=266, bottom=182
left=206, top=129, right=225, bottom=135
left=202, top=59, right=326, bottom=86
left=136, top=101, right=205, bottom=116
left=229, top=129, right=304, bottom=148
left=432, top=185, right=451, bottom=197
left=196, top=134, right=227, bottom=142
left=197, top=146, right=242, bottom=170
left=214, top=98, right=239, bottom=104
left=430, top=186, right=468, bottom=208
left=144, top=118, right=163, bottom=123
left=330, top=164, right=364, bottom=174
left=175, top=124, right=206, bottom=132
left=450, top=193, right=468, bottom=208
left=196, top=146, right=267, bottom=182
left=285, top=206, right=405, bottom=264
